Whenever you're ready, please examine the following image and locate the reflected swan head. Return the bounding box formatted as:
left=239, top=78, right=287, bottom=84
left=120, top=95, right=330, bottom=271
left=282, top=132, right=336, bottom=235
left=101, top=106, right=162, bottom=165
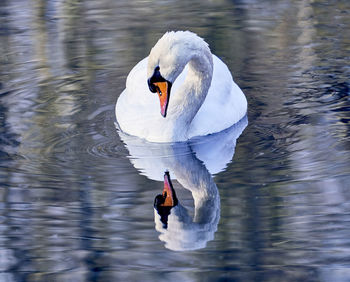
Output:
left=154, top=171, right=178, bottom=228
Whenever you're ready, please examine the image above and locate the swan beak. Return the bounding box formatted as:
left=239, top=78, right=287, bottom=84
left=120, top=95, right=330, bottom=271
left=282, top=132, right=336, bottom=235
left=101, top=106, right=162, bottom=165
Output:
left=154, top=171, right=178, bottom=229
left=154, top=171, right=177, bottom=208
left=162, top=171, right=176, bottom=207
left=153, top=81, right=171, bottom=118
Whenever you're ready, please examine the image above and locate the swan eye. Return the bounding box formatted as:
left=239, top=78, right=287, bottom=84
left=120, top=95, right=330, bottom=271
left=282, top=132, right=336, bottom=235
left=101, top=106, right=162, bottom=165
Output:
left=148, top=66, right=166, bottom=92
left=148, top=79, right=157, bottom=93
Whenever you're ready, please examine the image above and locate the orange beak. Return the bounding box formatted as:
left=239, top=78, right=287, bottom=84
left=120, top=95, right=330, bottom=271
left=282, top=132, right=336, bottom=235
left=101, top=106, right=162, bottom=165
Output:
left=153, top=81, right=170, bottom=118
left=161, top=171, right=176, bottom=207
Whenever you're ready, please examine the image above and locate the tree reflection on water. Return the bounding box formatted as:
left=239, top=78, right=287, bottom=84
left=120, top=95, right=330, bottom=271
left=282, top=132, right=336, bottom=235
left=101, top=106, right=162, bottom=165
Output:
left=0, top=0, right=349, bottom=281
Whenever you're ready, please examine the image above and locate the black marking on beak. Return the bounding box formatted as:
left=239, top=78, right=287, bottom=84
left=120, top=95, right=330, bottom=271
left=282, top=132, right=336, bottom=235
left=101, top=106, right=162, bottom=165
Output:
left=148, top=66, right=170, bottom=93
left=154, top=171, right=178, bottom=229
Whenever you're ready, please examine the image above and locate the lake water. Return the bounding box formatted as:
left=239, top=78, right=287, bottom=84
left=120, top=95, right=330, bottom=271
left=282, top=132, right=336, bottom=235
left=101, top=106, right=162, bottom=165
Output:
left=1, top=0, right=350, bottom=281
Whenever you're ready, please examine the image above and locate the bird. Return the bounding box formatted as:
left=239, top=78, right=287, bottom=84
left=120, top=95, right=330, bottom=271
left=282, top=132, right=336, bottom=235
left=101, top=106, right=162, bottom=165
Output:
left=115, top=31, right=247, bottom=142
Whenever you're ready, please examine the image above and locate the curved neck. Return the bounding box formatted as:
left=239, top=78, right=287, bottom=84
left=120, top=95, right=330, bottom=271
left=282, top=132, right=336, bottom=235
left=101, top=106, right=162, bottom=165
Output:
left=170, top=144, right=219, bottom=225
left=177, top=166, right=219, bottom=225
left=152, top=141, right=220, bottom=251
left=168, top=47, right=213, bottom=140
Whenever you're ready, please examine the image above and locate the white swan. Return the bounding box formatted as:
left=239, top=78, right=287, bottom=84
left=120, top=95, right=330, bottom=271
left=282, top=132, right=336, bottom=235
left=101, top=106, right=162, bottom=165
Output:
left=115, top=31, right=247, bottom=142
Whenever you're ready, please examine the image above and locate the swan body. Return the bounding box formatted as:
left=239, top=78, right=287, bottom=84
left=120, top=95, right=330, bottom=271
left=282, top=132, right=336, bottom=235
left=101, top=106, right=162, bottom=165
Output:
left=116, top=31, right=247, bottom=142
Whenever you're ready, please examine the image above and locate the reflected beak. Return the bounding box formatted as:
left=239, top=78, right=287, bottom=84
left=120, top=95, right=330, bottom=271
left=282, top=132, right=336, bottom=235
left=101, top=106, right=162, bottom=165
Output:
left=153, top=81, right=171, bottom=118
left=162, top=171, right=176, bottom=207
left=153, top=171, right=178, bottom=229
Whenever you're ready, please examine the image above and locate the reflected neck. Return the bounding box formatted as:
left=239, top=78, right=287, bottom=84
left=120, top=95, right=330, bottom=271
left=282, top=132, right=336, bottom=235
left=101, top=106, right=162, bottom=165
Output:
left=171, top=144, right=219, bottom=225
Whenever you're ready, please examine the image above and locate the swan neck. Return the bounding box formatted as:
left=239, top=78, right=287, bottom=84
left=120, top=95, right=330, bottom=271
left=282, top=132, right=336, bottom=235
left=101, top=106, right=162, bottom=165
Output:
left=171, top=145, right=219, bottom=225
left=168, top=46, right=213, bottom=140
left=192, top=178, right=219, bottom=224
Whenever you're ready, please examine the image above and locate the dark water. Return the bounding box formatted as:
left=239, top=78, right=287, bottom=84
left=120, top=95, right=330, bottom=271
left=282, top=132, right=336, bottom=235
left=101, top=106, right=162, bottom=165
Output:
left=1, top=0, right=350, bottom=281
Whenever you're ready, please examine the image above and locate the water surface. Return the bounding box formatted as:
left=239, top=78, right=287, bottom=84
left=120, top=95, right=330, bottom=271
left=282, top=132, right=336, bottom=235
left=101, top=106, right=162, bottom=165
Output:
left=0, top=0, right=350, bottom=281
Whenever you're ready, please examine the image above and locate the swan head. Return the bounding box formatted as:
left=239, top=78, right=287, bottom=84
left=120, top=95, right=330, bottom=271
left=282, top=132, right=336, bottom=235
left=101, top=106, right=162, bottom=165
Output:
left=147, top=31, right=211, bottom=118
left=147, top=66, right=172, bottom=117
left=154, top=171, right=178, bottom=228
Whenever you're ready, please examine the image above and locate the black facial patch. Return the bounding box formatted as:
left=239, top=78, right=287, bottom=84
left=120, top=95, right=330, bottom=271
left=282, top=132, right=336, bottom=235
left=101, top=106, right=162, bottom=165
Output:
left=154, top=190, right=178, bottom=229
left=147, top=66, right=171, bottom=93
left=154, top=202, right=172, bottom=229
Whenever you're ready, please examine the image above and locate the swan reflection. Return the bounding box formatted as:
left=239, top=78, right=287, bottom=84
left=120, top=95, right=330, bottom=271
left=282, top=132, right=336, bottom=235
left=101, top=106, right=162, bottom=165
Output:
left=117, top=116, right=247, bottom=251
left=153, top=168, right=219, bottom=251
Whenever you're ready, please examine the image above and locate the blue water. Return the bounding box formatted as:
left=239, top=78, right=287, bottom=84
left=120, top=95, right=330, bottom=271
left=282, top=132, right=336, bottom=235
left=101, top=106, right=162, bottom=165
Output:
left=0, top=0, right=350, bottom=281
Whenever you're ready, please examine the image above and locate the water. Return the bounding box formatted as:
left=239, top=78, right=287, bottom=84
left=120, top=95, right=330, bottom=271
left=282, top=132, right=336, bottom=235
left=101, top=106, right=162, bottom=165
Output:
left=0, top=0, right=350, bottom=281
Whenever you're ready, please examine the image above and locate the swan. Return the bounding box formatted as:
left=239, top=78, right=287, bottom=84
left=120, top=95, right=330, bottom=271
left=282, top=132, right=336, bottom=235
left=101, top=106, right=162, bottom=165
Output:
left=117, top=118, right=247, bottom=251
left=115, top=31, right=247, bottom=142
